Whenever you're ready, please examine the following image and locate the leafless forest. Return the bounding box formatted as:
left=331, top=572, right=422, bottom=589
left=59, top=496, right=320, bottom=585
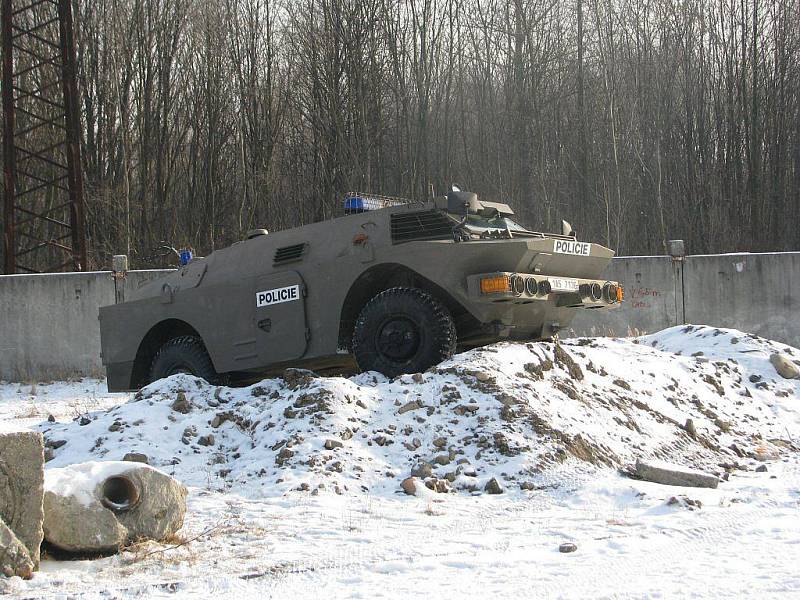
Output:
left=5, top=0, right=800, bottom=268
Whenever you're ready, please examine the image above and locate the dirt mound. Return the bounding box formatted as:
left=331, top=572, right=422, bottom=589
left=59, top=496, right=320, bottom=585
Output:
left=40, top=325, right=800, bottom=496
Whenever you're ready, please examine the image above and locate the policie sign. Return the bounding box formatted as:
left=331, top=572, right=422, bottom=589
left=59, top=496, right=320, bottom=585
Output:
left=256, top=284, right=300, bottom=308
left=553, top=240, right=591, bottom=256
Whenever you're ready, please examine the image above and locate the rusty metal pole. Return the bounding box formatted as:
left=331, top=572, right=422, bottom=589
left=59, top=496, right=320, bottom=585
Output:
left=57, top=0, right=87, bottom=271
left=1, top=0, right=17, bottom=274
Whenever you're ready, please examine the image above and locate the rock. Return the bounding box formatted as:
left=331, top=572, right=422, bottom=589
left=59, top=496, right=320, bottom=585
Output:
left=755, top=465, right=768, bottom=473
left=0, top=518, right=34, bottom=578
left=411, top=462, right=433, bottom=478
left=78, top=416, right=91, bottom=426
left=559, top=542, right=577, bottom=553
left=43, top=462, right=187, bottom=553
left=113, top=466, right=188, bottom=542
left=171, top=392, right=191, bottom=414
left=0, top=432, right=44, bottom=567
left=122, top=452, right=149, bottom=464
left=612, top=379, right=631, bottom=391
left=684, top=418, right=697, bottom=439
left=411, top=373, right=424, bottom=383
left=770, top=353, right=800, bottom=379
left=432, top=437, right=447, bottom=449
left=45, top=439, right=67, bottom=450
left=197, top=434, right=215, bottom=447
left=324, top=439, right=343, bottom=450
left=400, top=477, right=418, bottom=496
left=43, top=487, right=128, bottom=553
left=432, top=454, right=450, bottom=466
left=424, top=478, right=451, bottom=493
left=484, top=477, right=503, bottom=494
left=398, top=400, right=423, bottom=414
left=475, top=371, right=491, bottom=382
left=634, top=460, right=719, bottom=489
left=748, top=374, right=762, bottom=383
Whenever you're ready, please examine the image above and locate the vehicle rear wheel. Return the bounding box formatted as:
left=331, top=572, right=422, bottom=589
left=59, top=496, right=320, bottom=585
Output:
left=352, top=287, right=456, bottom=377
left=149, top=336, right=217, bottom=384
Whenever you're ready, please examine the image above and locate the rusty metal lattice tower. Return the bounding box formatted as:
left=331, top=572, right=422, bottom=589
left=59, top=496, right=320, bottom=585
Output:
left=1, top=0, right=86, bottom=274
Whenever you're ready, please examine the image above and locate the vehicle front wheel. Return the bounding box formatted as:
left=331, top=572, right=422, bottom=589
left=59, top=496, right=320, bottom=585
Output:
left=352, top=287, right=456, bottom=377
left=149, top=336, right=218, bottom=384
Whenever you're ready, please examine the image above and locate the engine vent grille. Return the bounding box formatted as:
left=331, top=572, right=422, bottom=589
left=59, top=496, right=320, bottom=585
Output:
left=391, top=210, right=453, bottom=243
left=273, top=243, right=307, bottom=265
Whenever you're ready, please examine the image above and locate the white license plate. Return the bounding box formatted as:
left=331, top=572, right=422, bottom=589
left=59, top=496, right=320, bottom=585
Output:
left=549, top=278, right=579, bottom=293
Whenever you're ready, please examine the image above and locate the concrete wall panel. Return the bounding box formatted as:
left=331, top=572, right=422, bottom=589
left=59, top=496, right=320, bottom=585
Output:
left=567, top=256, right=680, bottom=338
left=683, top=253, right=799, bottom=347
left=0, top=272, right=115, bottom=381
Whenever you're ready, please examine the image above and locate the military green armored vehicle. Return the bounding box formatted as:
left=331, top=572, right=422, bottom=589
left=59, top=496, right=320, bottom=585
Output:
left=99, top=191, right=622, bottom=391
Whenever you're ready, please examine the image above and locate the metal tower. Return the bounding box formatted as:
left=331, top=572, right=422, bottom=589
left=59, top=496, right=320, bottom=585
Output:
left=1, top=0, right=86, bottom=274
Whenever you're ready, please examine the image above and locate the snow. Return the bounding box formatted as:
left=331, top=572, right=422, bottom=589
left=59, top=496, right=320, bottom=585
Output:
left=0, top=324, right=798, bottom=598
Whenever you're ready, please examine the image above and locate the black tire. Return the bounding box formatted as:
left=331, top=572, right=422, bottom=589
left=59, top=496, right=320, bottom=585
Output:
left=352, top=287, right=456, bottom=377
left=149, top=336, right=218, bottom=384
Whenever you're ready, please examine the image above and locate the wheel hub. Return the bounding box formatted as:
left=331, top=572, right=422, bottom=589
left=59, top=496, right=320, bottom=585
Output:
left=376, top=317, right=420, bottom=361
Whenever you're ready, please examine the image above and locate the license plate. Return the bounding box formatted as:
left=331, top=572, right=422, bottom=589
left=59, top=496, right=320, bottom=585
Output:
left=549, top=277, right=579, bottom=293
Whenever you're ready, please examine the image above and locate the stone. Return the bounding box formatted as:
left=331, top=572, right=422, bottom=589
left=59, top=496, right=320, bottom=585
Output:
left=432, top=454, right=450, bottom=466
left=684, top=418, right=697, bottom=439
left=43, top=462, right=187, bottom=553
left=43, top=488, right=128, bottom=553
left=123, top=452, right=149, bottom=464
left=634, top=460, right=719, bottom=489
left=0, top=432, right=44, bottom=567
left=171, top=392, right=191, bottom=414
left=114, top=466, right=188, bottom=542
left=324, top=439, right=343, bottom=450
left=398, top=400, right=423, bottom=415
left=770, top=353, right=800, bottom=379
left=424, top=478, right=451, bottom=493
left=411, top=373, right=424, bottom=383
left=0, top=518, right=34, bottom=578
left=755, top=465, right=768, bottom=473
left=484, top=477, right=503, bottom=494
left=410, top=462, right=433, bottom=478
left=198, top=434, right=215, bottom=447
left=432, top=437, right=447, bottom=449
left=400, top=477, right=418, bottom=495
left=559, top=542, right=577, bottom=553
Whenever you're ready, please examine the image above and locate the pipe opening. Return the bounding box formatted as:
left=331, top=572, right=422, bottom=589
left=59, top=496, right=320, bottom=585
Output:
left=100, top=475, right=140, bottom=513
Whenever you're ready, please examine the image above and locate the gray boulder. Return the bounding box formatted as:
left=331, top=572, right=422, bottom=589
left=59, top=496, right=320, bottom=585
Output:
left=769, top=353, right=800, bottom=380
left=0, top=518, right=34, bottom=578
left=43, top=462, right=187, bottom=554
left=113, top=466, right=187, bottom=542
left=0, top=432, right=44, bottom=567
left=43, top=490, right=128, bottom=553
left=635, top=460, right=719, bottom=489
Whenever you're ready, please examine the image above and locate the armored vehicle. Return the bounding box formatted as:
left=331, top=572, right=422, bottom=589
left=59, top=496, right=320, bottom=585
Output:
left=100, top=191, right=623, bottom=391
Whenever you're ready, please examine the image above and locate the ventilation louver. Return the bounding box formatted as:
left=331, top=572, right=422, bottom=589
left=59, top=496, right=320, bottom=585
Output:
left=273, top=243, right=307, bottom=265
left=391, top=210, right=453, bottom=243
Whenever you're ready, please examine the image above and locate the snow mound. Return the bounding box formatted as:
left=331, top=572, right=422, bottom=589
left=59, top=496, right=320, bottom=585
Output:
left=39, top=325, right=800, bottom=497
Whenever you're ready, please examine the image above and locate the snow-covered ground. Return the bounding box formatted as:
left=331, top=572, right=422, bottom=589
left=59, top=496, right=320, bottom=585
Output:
left=1, top=325, right=799, bottom=599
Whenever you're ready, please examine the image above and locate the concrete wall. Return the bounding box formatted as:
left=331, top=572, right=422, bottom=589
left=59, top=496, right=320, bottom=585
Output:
left=1, top=253, right=798, bottom=382
left=569, top=252, right=800, bottom=348
left=682, top=253, right=799, bottom=347
left=0, top=269, right=170, bottom=382
left=568, top=256, right=682, bottom=338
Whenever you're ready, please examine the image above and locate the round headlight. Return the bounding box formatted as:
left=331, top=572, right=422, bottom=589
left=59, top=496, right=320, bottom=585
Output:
left=525, top=277, right=538, bottom=296
left=511, top=274, right=525, bottom=295
left=590, top=283, right=602, bottom=301
left=538, top=280, right=552, bottom=295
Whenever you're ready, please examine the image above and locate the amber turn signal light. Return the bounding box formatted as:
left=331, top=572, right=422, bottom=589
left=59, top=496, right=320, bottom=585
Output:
left=480, top=275, right=510, bottom=294
left=616, top=286, right=624, bottom=302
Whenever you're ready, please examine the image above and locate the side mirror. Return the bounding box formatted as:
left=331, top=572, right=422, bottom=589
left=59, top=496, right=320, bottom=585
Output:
left=561, top=220, right=574, bottom=237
